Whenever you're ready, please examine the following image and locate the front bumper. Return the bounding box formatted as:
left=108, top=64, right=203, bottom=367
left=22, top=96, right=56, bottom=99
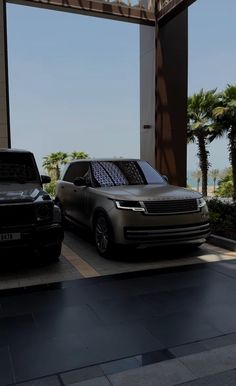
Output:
left=0, top=223, right=64, bottom=253
left=108, top=205, right=210, bottom=246
left=124, top=222, right=210, bottom=245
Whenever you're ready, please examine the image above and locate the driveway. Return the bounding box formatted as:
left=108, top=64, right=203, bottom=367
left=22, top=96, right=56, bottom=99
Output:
left=1, top=257, right=236, bottom=386
left=0, top=229, right=235, bottom=289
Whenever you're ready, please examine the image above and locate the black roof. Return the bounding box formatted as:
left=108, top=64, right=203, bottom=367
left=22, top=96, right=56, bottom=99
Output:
left=70, top=158, right=140, bottom=164
left=0, top=148, right=33, bottom=154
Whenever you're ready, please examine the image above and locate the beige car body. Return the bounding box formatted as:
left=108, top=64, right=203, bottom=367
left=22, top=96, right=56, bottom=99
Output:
left=56, top=159, right=210, bottom=251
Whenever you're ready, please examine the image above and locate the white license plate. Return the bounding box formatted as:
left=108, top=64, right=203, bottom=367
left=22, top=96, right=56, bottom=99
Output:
left=0, top=233, right=21, bottom=242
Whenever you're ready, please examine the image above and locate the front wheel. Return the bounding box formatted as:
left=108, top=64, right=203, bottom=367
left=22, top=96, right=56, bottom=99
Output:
left=94, top=214, right=114, bottom=257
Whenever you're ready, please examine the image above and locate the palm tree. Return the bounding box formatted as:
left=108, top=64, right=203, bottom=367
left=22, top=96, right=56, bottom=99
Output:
left=212, top=84, right=236, bottom=200
left=42, top=152, right=68, bottom=180
left=69, top=151, right=88, bottom=161
left=209, top=168, right=220, bottom=193
left=191, top=169, right=201, bottom=192
left=187, top=89, right=219, bottom=197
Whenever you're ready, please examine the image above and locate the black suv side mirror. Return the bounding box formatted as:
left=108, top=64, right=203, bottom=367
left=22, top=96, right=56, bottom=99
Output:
left=73, top=177, right=88, bottom=187
left=41, top=175, right=51, bottom=184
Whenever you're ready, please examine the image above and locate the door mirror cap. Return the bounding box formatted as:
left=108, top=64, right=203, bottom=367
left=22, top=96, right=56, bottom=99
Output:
left=74, top=177, right=88, bottom=186
left=41, top=175, right=51, bottom=184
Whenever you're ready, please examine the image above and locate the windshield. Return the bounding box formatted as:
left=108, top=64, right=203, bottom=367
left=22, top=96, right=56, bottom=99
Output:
left=90, top=160, right=166, bottom=187
left=0, top=153, right=39, bottom=182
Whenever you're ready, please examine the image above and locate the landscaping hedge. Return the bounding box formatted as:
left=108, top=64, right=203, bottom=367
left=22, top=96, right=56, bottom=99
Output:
left=207, top=198, right=236, bottom=241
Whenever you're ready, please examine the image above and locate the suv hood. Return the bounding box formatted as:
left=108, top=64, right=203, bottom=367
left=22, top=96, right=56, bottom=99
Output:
left=94, top=184, right=202, bottom=201
left=0, top=183, right=43, bottom=203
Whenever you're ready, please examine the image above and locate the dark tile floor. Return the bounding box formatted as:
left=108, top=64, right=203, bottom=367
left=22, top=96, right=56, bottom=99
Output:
left=1, top=260, right=236, bottom=385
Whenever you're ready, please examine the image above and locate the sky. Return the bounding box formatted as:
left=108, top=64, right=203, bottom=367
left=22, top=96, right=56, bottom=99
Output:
left=6, top=0, right=236, bottom=172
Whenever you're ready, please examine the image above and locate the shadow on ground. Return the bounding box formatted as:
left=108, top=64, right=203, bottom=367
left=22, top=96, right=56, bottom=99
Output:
left=0, top=251, right=57, bottom=273
left=67, top=224, right=204, bottom=263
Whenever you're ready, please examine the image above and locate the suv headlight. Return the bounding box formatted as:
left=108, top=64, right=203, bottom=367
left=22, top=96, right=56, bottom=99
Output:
left=115, top=200, right=144, bottom=212
left=35, top=203, right=53, bottom=221
left=197, top=198, right=206, bottom=208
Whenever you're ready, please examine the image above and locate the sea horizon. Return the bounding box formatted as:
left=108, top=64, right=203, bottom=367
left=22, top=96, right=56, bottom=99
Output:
left=187, top=170, right=216, bottom=188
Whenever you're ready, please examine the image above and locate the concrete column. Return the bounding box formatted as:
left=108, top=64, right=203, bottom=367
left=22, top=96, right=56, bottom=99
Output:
left=140, top=24, right=156, bottom=166
left=156, top=9, right=188, bottom=186
left=0, top=0, right=10, bottom=148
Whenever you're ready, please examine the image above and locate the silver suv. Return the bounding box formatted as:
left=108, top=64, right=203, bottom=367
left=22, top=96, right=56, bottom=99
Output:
left=56, top=159, right=210, bottom=256
left=0, top=148, right=63, bottom=261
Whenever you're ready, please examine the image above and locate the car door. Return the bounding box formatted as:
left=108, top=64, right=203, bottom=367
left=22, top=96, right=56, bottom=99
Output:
left=71, top=183, right=90, bottom=226
left=59, top=162, right=89, bottom=225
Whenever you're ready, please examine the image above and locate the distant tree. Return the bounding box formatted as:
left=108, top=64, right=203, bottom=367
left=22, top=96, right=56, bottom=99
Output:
left=42, top=152, right=68, bottom=180
left=42, top=150, right=89, bottom=198
left=209, top=169, right=220, bottom=193
left=215, top=168, right=233, bottom=198
left=69, top=151, right=89, bottom=161
left=191, top=169, right=202, bottom=192
left=188, top=89, right=219, bottom=196
left=219, top=167, right=232, bottom=180
left=212, top=84, right=236, bottom=200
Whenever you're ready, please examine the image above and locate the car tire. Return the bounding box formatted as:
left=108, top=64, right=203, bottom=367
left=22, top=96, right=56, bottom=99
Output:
left=41, top=243, right=62, bottom=263
left=94, top=214, right=114, bottom=257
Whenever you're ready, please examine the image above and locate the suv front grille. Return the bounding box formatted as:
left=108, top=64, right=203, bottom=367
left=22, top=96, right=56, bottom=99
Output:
left=0, top=204, right=36, bottom=226
left=144, top=199, right=198, bottom=214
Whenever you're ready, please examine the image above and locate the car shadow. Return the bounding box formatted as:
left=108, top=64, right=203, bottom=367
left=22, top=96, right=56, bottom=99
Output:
left=66, top=224, right=203, bottom=264
left=110, top=244, right=202, bottom=263
left=0, top=251, right=57, bottom=274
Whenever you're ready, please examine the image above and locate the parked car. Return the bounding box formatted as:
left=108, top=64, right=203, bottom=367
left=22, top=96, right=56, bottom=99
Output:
left=56, top=159, right=210, bottom=256
left=0, top=148, right=63, bottom=261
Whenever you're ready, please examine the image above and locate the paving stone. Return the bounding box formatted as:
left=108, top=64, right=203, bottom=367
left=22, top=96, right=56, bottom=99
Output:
left=202, top=333, right=236, bottom=350
left=177, top=369, right=236, bottom=386
left=108, top=359, right=195, bottom=386
left=100, top=357, right=140, bottom=375
left=179, top=344, right=236, bottom=378
left=0, top=346, right=15, bottom=386
left=69, top=376, right=111, bottom=386
left=60, top=366, right=104, bottom=385
left=14, top=375, right=61, bottom=386
left=169, top=342, right=207, bottom=357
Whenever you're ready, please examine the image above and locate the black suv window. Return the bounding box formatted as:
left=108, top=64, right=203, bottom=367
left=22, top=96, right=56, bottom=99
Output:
left=0, top=153, right=39, bottom=182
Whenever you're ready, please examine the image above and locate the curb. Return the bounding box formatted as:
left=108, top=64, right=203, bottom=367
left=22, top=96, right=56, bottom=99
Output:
left=208, top=234, right=236, bottom=252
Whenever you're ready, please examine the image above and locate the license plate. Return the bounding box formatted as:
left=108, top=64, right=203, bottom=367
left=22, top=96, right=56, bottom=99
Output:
left=0, top=233, right=21, bottom=242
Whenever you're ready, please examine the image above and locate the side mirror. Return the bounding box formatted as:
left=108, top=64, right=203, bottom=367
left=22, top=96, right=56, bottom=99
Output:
left=41, top=175, right=51, bottom=184
left=162, top=175, right=168, bottom=183
left=74, top=177, right=88, bottom=187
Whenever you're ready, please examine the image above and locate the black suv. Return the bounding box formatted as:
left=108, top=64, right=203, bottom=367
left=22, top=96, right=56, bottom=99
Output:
left=0, top=149, right=63, bottom=261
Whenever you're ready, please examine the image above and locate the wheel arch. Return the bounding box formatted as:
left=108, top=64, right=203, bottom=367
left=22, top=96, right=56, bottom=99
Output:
left=92, top=208, right=114, bottom=240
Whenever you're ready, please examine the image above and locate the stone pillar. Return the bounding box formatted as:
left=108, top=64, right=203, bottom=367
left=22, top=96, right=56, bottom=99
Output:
left=0, top=0, right=10, bottom=148
left=140, top=9, right=188, bottom=186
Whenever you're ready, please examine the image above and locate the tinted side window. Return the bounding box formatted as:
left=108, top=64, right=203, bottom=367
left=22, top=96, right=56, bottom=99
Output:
left=0, top=153, right=38, bottom=182
left=63, top=162, right=89, bottom=183
left=138, top=160, right=166, bottom=184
